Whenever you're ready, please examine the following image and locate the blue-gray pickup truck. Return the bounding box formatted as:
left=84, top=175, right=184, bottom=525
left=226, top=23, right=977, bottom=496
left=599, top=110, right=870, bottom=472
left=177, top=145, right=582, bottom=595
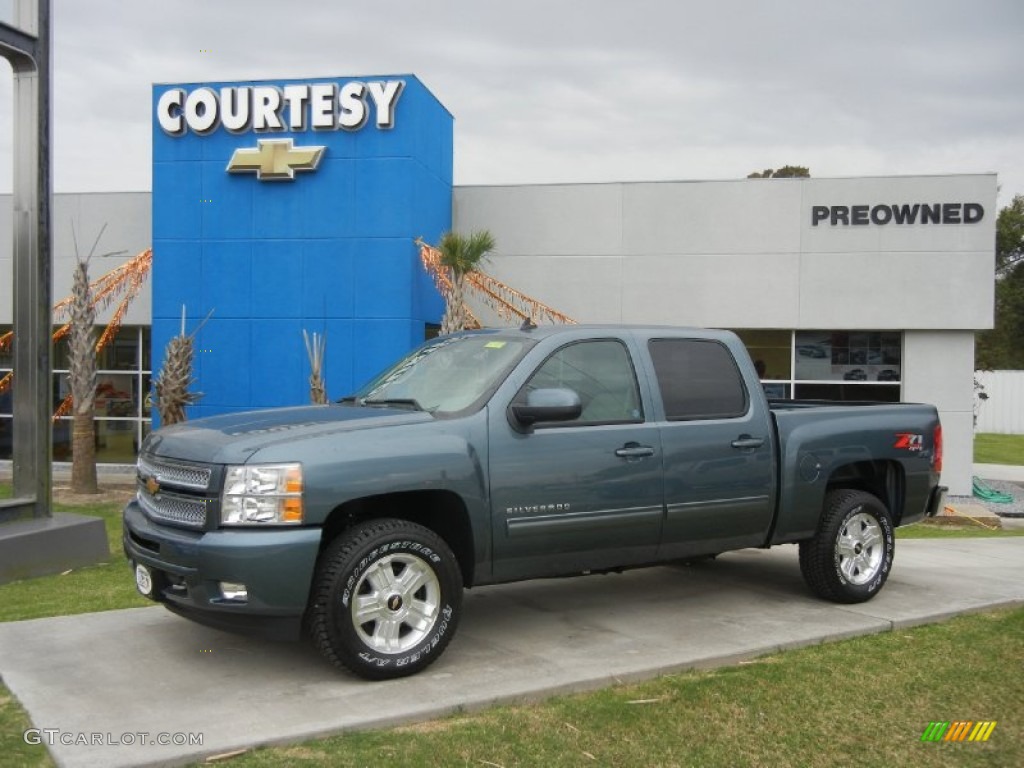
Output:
left=124, top=326, right=946, bottom=679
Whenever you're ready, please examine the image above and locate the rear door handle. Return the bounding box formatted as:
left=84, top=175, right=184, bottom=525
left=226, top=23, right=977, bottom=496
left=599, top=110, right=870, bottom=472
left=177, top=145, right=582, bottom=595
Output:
left=731, top=436, right=765, bottom=450
left=615, top=443, right=655, bottom=459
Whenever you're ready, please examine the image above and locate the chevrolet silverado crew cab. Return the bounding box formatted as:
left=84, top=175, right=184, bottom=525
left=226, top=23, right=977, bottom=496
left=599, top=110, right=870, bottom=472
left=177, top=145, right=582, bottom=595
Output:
left=124, top=326, right=946, bottom=679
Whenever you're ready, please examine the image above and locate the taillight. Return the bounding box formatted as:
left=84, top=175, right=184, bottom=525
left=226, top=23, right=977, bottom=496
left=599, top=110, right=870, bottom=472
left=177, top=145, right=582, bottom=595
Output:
left=932, top=424, right=943, bottom=473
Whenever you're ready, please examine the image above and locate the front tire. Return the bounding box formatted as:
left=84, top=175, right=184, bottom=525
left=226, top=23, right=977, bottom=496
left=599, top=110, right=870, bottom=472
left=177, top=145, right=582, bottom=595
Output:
left=799, top=489, right=894, bottom=604
left=307, top=518, right=463, bottom=680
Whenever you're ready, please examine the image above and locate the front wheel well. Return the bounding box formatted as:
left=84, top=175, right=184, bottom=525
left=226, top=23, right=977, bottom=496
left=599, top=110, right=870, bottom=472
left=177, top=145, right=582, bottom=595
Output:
left=319, top=491, right=475, bottom=587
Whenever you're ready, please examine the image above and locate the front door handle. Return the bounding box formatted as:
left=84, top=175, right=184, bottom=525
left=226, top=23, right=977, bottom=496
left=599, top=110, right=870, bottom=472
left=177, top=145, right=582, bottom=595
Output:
left=615, top=443, right=655, bottom=459
left=731, top=435, right=765, bottom=450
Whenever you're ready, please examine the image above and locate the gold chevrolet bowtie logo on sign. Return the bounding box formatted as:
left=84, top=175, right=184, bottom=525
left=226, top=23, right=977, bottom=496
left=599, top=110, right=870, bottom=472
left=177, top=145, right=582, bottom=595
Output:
left=226, top=139, right=326, bottom=181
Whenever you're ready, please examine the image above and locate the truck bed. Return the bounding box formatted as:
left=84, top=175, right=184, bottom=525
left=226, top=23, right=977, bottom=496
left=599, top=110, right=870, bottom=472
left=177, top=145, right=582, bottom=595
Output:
left=768, top=399, right=942, bottom=543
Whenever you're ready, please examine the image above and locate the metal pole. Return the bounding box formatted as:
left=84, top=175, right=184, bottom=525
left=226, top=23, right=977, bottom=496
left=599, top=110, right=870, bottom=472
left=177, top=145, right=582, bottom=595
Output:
left=1, top=0, right=52, bottom=519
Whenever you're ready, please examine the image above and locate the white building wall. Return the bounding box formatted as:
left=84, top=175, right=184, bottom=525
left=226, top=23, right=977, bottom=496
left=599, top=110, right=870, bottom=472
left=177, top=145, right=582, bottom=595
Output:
left=456, top=174, right=996, bottom=331
left=0, top=192, right=152, bottom=326
left=902, top=331, right=976, bottom=494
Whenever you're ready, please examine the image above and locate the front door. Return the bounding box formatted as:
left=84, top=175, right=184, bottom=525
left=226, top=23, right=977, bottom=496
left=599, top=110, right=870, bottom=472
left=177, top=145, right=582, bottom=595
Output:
left=488, top=339, right=663, bottom=580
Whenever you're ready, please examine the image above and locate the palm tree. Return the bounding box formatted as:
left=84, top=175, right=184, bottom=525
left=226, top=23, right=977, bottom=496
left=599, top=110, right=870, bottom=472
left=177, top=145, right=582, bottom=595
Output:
left=153, top=307, right=208, bottom=426
left=68, top=255, right=98, bottom=493
left=66, top=223, right=125, bottom=494
left=438, top=230, right=495, bottom=334
left=302, top=329, right=327, bottom=404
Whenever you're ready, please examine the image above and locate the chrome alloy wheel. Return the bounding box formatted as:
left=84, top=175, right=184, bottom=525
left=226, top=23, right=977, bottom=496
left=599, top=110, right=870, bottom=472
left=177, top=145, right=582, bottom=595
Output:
left=351, top=553, right=441, bottom=654
left=835, top=510, right=884, bottom=585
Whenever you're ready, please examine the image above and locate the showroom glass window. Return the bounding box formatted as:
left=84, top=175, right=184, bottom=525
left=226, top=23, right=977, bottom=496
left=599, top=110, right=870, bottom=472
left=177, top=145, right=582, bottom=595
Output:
left=0, top=325, right=152, bottom=463
left=734, top=330, right=901, bottom=403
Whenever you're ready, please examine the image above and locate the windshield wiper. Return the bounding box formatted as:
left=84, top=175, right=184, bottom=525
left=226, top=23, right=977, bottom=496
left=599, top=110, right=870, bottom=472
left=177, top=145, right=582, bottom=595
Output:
left=361, top=397, right=425, bottom=411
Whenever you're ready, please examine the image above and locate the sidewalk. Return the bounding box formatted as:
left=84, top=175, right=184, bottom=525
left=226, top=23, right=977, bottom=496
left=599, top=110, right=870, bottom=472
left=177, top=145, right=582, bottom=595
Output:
left=974, top=462, right=1024, bottom=483
left=1, top=538, right=1021, bottom=768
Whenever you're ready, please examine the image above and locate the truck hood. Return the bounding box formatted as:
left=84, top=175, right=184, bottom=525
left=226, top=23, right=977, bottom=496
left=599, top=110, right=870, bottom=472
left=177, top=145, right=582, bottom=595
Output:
left=142, top=404, right=435, bottom=465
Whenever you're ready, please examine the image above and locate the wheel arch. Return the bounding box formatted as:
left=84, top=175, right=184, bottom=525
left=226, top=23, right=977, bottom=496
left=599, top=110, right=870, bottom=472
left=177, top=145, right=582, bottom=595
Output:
left=319, top=490, right=476, bottom=587
left=825, top=459, right=905, bottom=523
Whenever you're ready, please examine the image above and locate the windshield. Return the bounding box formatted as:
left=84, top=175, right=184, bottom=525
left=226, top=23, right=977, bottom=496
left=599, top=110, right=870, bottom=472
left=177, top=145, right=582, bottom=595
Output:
left=352, top=335, right=532, bottom=415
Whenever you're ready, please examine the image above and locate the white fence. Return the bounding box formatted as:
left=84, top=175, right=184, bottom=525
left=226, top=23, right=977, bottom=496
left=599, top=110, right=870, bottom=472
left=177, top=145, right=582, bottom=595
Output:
left=975, top=370, right=1024, bottom=434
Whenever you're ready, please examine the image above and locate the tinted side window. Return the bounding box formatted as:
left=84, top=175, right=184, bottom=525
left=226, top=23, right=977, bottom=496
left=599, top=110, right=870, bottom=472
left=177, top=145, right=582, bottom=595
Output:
left=518, top=340, right=643, bottom=424
left=648, top=339, right=748, bottom=420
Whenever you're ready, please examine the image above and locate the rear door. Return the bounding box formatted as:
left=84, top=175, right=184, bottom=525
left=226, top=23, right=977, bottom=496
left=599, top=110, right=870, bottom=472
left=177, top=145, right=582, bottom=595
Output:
left=642, top=335, right=775, bottom=558
left=488, top=337, right=664, bottom=580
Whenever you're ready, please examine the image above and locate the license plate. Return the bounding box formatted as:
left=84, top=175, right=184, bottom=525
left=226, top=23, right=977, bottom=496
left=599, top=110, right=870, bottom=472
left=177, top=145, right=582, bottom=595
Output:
left=135, top=563, right=154, bottom=596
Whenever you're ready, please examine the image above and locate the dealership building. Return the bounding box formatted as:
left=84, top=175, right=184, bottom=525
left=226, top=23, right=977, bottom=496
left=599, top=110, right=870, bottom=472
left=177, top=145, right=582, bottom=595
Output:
left=0, top=74, right=996, bottom=495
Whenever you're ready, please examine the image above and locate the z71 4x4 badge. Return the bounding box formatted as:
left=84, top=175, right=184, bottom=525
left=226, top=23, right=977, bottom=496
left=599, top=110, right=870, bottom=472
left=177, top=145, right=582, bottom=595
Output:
left=894, top=433, right=924, bottom=451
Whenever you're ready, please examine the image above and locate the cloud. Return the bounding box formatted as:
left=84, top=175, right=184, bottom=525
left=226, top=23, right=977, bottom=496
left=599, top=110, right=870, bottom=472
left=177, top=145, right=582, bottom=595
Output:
left=0, top=0, right=1021, bottom=202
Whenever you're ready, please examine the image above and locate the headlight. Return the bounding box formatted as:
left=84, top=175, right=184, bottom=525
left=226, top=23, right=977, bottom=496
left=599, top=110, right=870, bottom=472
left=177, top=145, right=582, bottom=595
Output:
left=221, top=463, right=303, bottom=525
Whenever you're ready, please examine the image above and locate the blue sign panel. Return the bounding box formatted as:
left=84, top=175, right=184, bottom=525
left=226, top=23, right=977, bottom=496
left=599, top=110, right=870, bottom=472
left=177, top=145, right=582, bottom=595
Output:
left=151, top=75, right=452, bottom=422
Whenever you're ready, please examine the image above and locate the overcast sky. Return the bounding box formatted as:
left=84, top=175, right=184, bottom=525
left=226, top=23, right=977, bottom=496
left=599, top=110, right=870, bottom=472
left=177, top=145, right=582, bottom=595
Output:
left=1, top=0, right=1022, bottom=205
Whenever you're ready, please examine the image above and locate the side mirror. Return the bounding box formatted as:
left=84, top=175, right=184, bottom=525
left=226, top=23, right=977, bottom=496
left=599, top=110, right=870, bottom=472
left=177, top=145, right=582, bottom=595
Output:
left=510, top=388, right=582, bottom=429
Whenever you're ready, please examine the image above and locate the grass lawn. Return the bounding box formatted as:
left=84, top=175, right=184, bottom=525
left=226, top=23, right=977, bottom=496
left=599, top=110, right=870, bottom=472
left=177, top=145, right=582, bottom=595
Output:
left=0, top=498, right=149, bottom=623
left=974, top=432, right=1024, bottom=465
left=1, top=487, right=1022, bottom=767
left=898, top=521, right=1024, bottom=538
left=197, top=608, right=1024, bottom=767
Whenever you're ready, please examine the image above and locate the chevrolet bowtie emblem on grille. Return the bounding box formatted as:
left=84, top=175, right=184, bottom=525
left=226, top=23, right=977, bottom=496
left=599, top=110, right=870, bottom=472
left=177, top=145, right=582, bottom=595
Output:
left=226, top=138, right=326, bottom=181
left=145, top=476, right=160, bottom=496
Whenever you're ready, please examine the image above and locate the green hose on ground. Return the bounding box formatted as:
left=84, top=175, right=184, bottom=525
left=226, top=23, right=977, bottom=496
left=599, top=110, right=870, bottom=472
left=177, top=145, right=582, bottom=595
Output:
left=972, top=477, right=1015, bottom=504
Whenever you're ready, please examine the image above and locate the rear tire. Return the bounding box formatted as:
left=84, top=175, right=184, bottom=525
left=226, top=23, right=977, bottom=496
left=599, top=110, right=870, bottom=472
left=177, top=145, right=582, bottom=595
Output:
left=307, top=518, right=463, bottom=680
left=799, top=489, right=894, bottom=604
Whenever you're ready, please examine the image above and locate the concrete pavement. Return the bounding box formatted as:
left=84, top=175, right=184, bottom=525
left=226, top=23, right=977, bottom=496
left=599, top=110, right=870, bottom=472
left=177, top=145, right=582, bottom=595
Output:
left=974, top=462, right=1024, bottom=483
left=0, top=538, right=1021, bottom=768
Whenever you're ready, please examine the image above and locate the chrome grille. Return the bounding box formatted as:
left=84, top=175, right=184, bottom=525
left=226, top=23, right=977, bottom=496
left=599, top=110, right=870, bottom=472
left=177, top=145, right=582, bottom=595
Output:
left=137, top=489, right=208, bottom=529
left=138, top=455, right=212, bottom=491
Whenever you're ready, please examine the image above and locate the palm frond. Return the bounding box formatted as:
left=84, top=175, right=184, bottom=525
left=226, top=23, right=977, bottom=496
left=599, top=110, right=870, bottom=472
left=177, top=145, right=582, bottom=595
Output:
left=438, top=229, right=495, bottom=277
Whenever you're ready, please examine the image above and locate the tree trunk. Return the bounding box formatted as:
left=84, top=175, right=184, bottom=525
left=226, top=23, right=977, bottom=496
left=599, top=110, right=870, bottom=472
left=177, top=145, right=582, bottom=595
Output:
left=71, top=409, right=98, bottom=493
left=309, top=373, right=326, bottom=404
left=303, top=329, right=327, bottom=404
left=68, top=258, right=99, bottom=493
left=441, top=273, right=466, bottom=335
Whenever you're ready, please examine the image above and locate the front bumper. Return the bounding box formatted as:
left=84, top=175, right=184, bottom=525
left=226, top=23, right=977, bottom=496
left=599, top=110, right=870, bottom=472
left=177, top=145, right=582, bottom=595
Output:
left=122, top=499, right=322, bottom=640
